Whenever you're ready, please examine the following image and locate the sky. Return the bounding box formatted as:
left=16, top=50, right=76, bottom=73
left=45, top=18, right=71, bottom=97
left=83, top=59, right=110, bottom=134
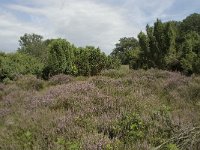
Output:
left=0, top=0, right=200, bottom=54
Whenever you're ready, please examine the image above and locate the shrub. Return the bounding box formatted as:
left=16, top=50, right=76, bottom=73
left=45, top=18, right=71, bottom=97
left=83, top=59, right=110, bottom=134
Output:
left=101, top=65, right=129, bottom=78
left=16, top=75, right=45, bottom=91
left=49, top=74, right=74, bottom=85
left=75, top=46, right=108, bottom=76
left=0, top=53, right=44, bottom=81
left=117, top=113, right=146, bottom=143
left=106, top=56, right=121, bottom=70
left=106, top=113, right=147, bottom=145
left=47, top=39, right=77, bottom=76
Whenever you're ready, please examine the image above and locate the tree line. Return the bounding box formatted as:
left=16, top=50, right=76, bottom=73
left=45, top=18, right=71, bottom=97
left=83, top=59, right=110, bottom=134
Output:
left=0, top=13, right=199, bottom=81
left=0, top=35, right=120, bottom=81
left=111, top=13, right=200, bottom=75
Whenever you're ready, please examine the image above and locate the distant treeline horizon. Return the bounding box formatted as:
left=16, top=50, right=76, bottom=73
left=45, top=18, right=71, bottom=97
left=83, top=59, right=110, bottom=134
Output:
left=0, top=13, right=200, bottom=81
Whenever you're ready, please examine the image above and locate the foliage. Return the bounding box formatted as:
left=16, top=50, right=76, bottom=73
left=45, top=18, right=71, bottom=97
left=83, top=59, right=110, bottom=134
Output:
left=86, top=46, right=107, bottom=76
left=101, top=65, right=129, bottom=79
left=180, top=31, right=200, bottom=74
left=0, top=52, right=44, bottom=81
left=74, top=46, right=108, bottom=76
left=137, top=21, right=179, bottom=70
left=2, top=36, right=120, bottom=80
left=18, top=33, right=48, bottom=62
left=74, top=47, right=91, bottom=76
left=106, top=56, right=121, bottom=70
left=111, top=37, right=139, bottom=65
left=46, top=39, right=77, bottom=77
left=115, top=113, right=147, bottom=143
left=125, top=13, right=200, bottom=74
left=180, top=13, right=200, bottom=35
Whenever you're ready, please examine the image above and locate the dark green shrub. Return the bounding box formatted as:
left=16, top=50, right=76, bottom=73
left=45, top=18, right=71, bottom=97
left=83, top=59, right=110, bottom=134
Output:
left=87, top=46, right=107, bottom=76
left=106, top=113, right=147, bottom=145
left=75, top=46, right=107, bottom=76
left=117, top=113, right=146, bottom=143
left=106, top=56, right=121, bottom=70
left=47, top=39, right=77, bottom=76
left=74, top=47, right=91, bottom=76
left=0, top=53, right=44, bottom=81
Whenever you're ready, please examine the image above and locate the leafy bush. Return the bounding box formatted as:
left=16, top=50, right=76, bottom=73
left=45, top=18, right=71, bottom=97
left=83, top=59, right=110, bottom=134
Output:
left=105, top=113, right=147, bottom=146
left=106, top=56, right=121, bottom=70
left=47, top=39, right=77, bottom=76
left=75, top=46, right=108, bottom=76
left=116, top=113, right=146, bottom=143
left=148, top=105, right=174, bottom=146
left=45, top=41, right=111, bottom=77
left=55, top=137, right=81, bottom=150
left=0, top=53, right=44, bottom=81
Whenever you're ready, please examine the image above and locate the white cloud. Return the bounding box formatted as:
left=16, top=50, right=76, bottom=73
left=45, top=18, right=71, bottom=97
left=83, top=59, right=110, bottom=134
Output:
left=0, top=9, right=46, bottom=52
left=0, top=0, right=188, bottom=54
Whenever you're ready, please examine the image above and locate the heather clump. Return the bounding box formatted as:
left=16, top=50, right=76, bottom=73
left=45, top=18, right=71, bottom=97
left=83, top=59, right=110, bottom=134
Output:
left=49, top=74, right=74, bottom=85
left=15, top=75, right=45, bottom=91
left=0, top=83, right=4, bottom=91
left=27, top=81, right=109, bottom=113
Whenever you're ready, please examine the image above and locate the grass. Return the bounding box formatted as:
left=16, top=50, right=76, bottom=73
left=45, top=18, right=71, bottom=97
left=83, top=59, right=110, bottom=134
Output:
left=0, top=66, right=200, bottom=149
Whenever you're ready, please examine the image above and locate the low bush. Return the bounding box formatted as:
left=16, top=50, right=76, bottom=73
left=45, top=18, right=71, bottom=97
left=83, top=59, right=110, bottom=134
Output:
left=49, top=74, right=74, bottom=86
left=16, top=75, right=45, bottom=91
left=0, top=53, right=44, bottom=81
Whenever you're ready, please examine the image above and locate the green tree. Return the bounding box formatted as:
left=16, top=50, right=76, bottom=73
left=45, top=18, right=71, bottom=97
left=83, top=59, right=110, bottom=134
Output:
left=111, top=37, right=139, bottom=65
left=180, top=13, right=200, bottom=35
left=138, top=21, right=180, bottom=71
left=164, top=22, right=179, bottom=70
left=138, top=32, right=150, bottom=69
left=74, top=47, right=91, bottom=76
left=87, top=46, right=107, bottom=76
left=18, top=33, right=48, bottom=62
left=74, top=46, right=108, bottom=76
left=153, top=19, right=167, bottom=68
left=47, top=39, right=76, bottom=77
left=146, top=24, right=158, bottom=68
left=106, top=56, right=121, bottom=70
left=180, top=31, right=200, bottom=74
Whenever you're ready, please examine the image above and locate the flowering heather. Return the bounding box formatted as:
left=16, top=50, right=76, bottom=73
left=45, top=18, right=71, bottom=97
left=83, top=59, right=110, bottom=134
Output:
left=0, top=83, right=5, bottom=91
left=49, top=74, right=74, bottom=85
left=0, top=68, right=200, bottom=149
left=0, top=108, right=10, bottom=118
left=28, top=81, right=97, bottom=108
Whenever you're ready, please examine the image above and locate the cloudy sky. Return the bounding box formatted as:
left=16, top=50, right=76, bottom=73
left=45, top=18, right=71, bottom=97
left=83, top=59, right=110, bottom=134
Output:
left=0, top=0, right=200, bottom=54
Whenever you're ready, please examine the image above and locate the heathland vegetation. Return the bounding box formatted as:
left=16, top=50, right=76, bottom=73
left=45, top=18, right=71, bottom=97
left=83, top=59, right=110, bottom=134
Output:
left=0, top=13, right=200, bottom=149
